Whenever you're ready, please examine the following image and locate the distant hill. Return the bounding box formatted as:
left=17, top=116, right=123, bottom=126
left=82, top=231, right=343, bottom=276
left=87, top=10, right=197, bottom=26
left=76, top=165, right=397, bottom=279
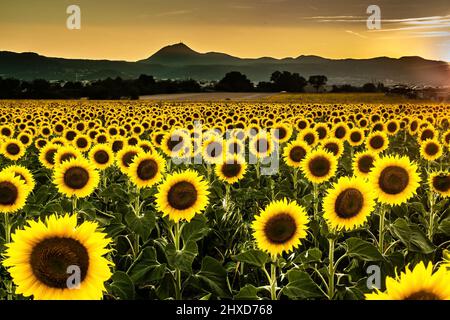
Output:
left=0, top=43, right=448, bottom=85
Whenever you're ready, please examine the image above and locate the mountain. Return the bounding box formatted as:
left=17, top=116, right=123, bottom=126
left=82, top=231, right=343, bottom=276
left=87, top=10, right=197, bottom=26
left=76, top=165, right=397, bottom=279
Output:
left=0, top=43, right=449, bottom=85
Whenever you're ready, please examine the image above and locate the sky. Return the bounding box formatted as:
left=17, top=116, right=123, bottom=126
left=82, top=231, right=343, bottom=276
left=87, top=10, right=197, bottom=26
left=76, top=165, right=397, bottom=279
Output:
left=0, top=0, right=449, bottom=62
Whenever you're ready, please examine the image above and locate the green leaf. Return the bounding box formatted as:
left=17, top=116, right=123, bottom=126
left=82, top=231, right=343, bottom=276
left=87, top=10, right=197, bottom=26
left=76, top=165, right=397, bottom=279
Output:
left=181, top=215, right=210, bottom=243
left=125, top=210, right=155, bottom=241
left=233, top=250, right=269, bottom=268
left=128, top=247, right=166, bottom=284
left=438, top=217, right=450, bottom=236
left=391, top=218, right=435, bottom=254
left=234, top=284, right=260, bottom=300
left=196, top=256, right=230, bottom=298
left=283, top=269, right=324, bottom=299
left=166, top=240, right=198, bottom=273
left=109, top=271, right=135, bottom=300
left=294, top=248, right=322, bottom=264
left=346, top=238, right=383, bottom=261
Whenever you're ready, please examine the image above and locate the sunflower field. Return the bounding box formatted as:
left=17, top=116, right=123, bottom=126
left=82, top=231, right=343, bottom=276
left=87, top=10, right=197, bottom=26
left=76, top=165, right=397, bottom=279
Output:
left=0, top=100, right=449, bottom=301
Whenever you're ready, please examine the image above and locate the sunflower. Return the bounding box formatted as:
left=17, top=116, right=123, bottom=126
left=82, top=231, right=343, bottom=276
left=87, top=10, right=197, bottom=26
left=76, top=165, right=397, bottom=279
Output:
left=347, top=128, right=365, bottom=146
left=323, top=176, right=376, bottom=231
left=369, top=155, right=420, bottom=205
left=88, top=144, right=114, bottom=170
left=429, top=171, right=450, bottom=197
left=116, top=145, right=141, bottom=174
left=2, top=165, right=35, bottom=193
left=39, top=143, right=58, bottom=169
left=271, top=123, right=292, bottom=144
left=215, top=155, right=247, bottom=184
left=321, top=138, right=344, bottom=158
left=283, top=140, right=310, bottom=168
left=225, top=137, right=245, bottom=157
left=420, top=139, right=443, bottom=161
left=128, top=152, right=166, bottom=188
left=18, top=133, right=32, bottom=147
left=300, top=149, right=338, bottom=184
left=418, top=127, right=436, bottom=142
left=385, top=119, right=400, bottom=136
left=155, top=169, right=209, bottom=222
left=3, top=214, right=113, bottom=300
left=54, top=157, right=100, bottom=198
left=366, top=131, right=389, bottom=153
left=299, top=128, right=318, bottom=147
left=252, top=198, right=309, bottom=257
left=0, top=171, right=28, bottom=213
left=352, top=150, right=378, bottom=178
left=73, top=134, right=91, bottom=152
left=202, top=136, right=225, bottom=164
left=160, top=129, right=191, bottom=158
left=249, top=132, right=273, bottom=158
left=365, top=262, right=450, bottom=300
left=54, top=145, right=83, bottom=167
left=1, top=138, right=26, bottom=161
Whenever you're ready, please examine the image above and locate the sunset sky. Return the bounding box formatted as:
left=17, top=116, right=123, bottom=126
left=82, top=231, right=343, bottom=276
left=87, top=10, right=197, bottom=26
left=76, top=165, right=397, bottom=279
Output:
left=0, top=0, right=449, bottom=62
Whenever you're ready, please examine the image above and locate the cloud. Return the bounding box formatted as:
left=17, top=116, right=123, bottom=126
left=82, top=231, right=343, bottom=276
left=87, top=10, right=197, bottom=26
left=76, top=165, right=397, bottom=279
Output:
left=155, top=10, right=193, bottom=17
left=345, top=30, right=368, bottom=38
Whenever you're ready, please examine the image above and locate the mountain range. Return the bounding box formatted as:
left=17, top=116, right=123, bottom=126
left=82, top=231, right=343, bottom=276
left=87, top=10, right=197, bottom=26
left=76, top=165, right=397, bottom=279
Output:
left=0, top=43, right=448, bottom=86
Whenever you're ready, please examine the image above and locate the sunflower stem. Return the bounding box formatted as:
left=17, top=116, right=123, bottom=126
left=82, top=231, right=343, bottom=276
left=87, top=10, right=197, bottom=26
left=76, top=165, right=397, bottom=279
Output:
left=72, top=196, right=77, bottom=214
left=328, top=237, right=336, bottom=300
left=292, top=167, right=298, bottom=199
left=378, top=205, right=386, bottom=254
left=4, top=213, right=13, bottom=300
left=174, top=222, right=182, bottom=300
left=313, top=183, right=319, bottom=221
left=270, top=259, right=277, bottom=300
left=427, top=190, right=436, bottom=242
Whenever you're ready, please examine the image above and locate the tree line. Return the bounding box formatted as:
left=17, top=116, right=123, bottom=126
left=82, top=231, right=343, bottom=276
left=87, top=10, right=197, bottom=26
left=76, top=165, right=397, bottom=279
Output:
left=0, top=71, right=385, bottom=99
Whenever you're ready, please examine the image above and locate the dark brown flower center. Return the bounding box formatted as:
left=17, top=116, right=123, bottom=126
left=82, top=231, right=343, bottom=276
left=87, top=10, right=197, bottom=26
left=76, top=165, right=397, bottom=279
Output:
left=334, top=188, right=364, bottom=218
left=420, top=130, right=434, bottom=141
left=308, top=156, right=331, bottom=177
left=97, top=135, right=107, bottom=144
left=289, top=146, right=306, bottom=162
left=167, top=181, right=198, bottom=210
left=136, top=159, right=158, bottom=180
left=6, top=143, right=20, bottom=155
left=122, top=151, right=138, bottom=168
left=335, top=127, right=346, bottom=139
left=404, top=290, right=440, bottom=300
left=357, top=155, right=375, bottom=173
left=64, top=167, right=89, bottom=189
left=66, top=131, right=76, bottom=141
left=350, top=131, right=362, bottom=143
left=424, top=143, right=439, bottom=156
left=0, top=181, right=18, bottom=205
left=45, top=149, right=57, bottom=165
left=379, top=166, right=409, bottom=195
left=30, top=237, right=89, bottom=289
left=324, top=143, right=339, bottom=156
left=221, top=162, right=242, bottom=178
left=76, top=138, right=88, bottom=148
left=317, top=127, right=327, bottom=139
left=94, top=150, right=109, bottom=164
left=1, top=128, right=12, bottom=136
left=369, top=135, right=384, bottom=149
left=387, top=122, right=397, bottom=133
left=60, top=152, right=76, bottom=163
left=304, top=133, right=315, bottom=145
left=167, top=135, right=184, bottom=152
left=275, top=127, right=287, bottom=140
left=112, top=140, right=124, bottom=153
left=432, top=174, right=450, bottom=193
left=264, top=213, right=297, bottom=244
left=20, top=135, right=30, bottom=145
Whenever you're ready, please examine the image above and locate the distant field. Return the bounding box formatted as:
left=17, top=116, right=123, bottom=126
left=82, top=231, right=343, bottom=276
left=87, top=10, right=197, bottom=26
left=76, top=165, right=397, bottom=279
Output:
left=140, top=92, right=438, bottom=104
